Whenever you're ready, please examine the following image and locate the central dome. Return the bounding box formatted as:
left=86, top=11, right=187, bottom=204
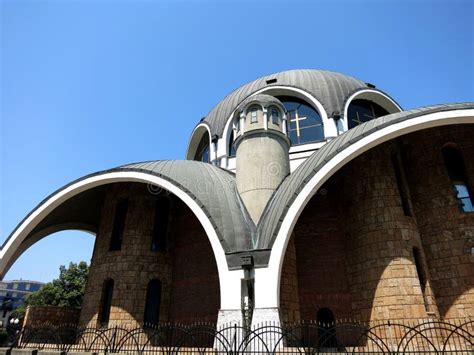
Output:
left=202, top=69, right=372, bottom=137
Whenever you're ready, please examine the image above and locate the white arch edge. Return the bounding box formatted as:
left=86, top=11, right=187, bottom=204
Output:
left=0, top=171, right=243, bottom=309
left=254, top=108, right=474, bottom=309
left=185, top=123, right=213, bottom=161
left=342, top=89, right=403, bottom=131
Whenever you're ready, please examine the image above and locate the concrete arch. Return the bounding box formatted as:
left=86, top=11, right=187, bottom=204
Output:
left=0, top=171, right=239, bottom=309
left=186, top=122, right=213, bottom=161
left=342, top=89, right=402, bottom=131
left=254, top=108, right=474, bottom=311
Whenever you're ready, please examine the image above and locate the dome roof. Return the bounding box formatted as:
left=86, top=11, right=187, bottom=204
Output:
left=236, top=94, right=284, bottom=112
left=202, top=69, right=374, bottom=137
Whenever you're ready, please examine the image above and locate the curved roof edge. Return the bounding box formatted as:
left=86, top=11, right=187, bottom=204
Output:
left=202, top=69, right=374, bottom=137
left=256, top=102, right=474, bottom=249
left=2, top=160, right=252, bottom=256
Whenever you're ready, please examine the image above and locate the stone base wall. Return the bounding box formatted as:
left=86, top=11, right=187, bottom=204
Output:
left=79, top=183, right=220, bottom=328
left=23, top=306, right=80, bottom=326
left=280, top=125, right=474, bottom=323
left=279, top=234, right=301, bottom=323
left=293, top=183, right=353, bottom=321
left=402, top=125, right=474, bottom=319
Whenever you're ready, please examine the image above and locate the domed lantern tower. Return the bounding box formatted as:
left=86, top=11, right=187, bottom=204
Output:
left=232, top=94, right=290, bottom=224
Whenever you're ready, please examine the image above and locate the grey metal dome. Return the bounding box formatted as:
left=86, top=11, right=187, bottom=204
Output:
left=235, top=94, right=285, bottom=112
left=201, top=69, right=374, bottom=137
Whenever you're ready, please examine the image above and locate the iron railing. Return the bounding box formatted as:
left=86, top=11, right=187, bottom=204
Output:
left=4, top=319, right=473, bottom=354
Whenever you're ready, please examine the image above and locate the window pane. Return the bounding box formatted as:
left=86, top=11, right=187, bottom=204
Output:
left=347, top=99, right=389, bottom=129
left=250, top=107, right=258, bottom=123
left=228, top=131, right=236, bottom=157
left=277, top=96, right=324, bottom=145
left=151, top=197, right=170, bottom=252
left=455, top=184, right=474, bottom=212
left=195, top=134, right=210, bottom=162
left=144, top=279, right=162, bottom=326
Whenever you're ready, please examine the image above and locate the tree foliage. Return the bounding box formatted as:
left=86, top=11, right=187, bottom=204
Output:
left=25, top=261, right=89, bottom=309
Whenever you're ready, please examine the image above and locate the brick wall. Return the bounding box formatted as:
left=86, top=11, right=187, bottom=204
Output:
left=168, top=199, right=220, bottom=323
left=293, top=182, right=353, bottom=321
left=280, top=130, right=472, bottom=322
left=341, top=144, right=428, bottom=321
left=79, top=183, right=220, bottom=328
left=402, top=125, right=474, bottom=319
left=23, top=306, right=80, bottom=326
left=280, top=233, right=301, bottom=323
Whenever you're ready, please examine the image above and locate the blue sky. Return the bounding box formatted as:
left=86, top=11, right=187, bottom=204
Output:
left=1, top=0, right=473, bottom=282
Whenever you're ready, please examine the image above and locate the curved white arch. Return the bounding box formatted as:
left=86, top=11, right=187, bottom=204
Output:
left=186, top=123, right=213, bottom=162
left=253, top=108, right=474, bottom=310
left=342, top=89, right=402, bottom=132
left=0, top=171, right=240, bottom=308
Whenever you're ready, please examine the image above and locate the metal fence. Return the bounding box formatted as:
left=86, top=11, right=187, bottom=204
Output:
left=5, top=319, right=473, bottom=354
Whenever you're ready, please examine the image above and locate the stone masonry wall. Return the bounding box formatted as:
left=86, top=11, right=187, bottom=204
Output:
left=341, top=143, right=431, bottom=321
left=292, top=182, right=353, bottom=321
left=279, top=233, right=301, bottom=323
left=23, top=306, right=81, bottom=326
left=402, top=125, right=474, bottom=319
left=79, top=183, right=220, bottom=328
left=168, top=199, right=220, bottom=323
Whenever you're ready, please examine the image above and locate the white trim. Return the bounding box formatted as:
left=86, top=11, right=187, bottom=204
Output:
left=186, top=123, right=213, bottom=162
left=342, top=89, right=402, bottom=132
left=254, top=109, right=474, bottom=309
left=217, top=86, right=333, bottom=167
left=0, top=171, right=243, bottom=309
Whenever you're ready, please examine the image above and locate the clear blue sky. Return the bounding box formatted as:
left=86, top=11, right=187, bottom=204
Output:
left=1, top=0, right=473, bottom=282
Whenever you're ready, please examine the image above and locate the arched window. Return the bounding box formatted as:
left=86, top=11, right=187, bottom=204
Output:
left=269, top=106, right=280, bottom=125
left=276, top=96, right=324, bottom=145
left=317, top=308, right=337, bottom=348
left=228, top=131, right=236, bottom=157
left=151, top=197, right=170, bottom=252
left=144, top=279, right=162, bottom=326
left=98, top=279, right=114, bottom=327
left=347, top=99, right=389, bottom=129
left=442, top=146, right=474, bottom=212
left=249, top=105, right=259, bottom=124
left=109, top=198, right=128, bottom=251
left=194, top=134, right=210, bottom=162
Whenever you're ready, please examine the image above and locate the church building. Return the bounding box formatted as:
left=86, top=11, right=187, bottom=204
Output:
left=1, top=69, right=473, bottom=330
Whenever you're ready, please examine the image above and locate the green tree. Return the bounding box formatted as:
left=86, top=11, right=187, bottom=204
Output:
left=25, top=261, right=89, bottom=309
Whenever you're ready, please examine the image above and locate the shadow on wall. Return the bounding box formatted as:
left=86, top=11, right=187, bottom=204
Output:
left=280, top=125, right=474, bottom=323
left=76, top=183, right=221, bottom=327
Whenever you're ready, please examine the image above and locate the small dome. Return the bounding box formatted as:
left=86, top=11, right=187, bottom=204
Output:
left=200, top=69, right=380, bottom=137
left=236, top=94, right=285, bottom=112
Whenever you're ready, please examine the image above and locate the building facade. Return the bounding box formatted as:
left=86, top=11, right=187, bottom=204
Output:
left=0, top=280, right=43, bottom=326
left=1, top=70, right=473, bottom=330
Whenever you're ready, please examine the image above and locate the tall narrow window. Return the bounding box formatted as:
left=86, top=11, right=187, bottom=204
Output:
left=249, top=106, right=258, bottom=123
left=391, top=152, right=413, bottom=216
left=194, top=134, right=210, bottom=163
left=151, top=197, right=170, bottom=252
left=413, top=247, right=429, bottom=310
left=228, top=131, right=236, bottom=157
left=99, top=279, right=114, bottom=327
left=109, top=199, right=128, bottom=251
left=270, top=107, right=280, bottom=125
left=144, top=279, right=162, bottom=326
left=442, top=146, right=474, bottom=212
